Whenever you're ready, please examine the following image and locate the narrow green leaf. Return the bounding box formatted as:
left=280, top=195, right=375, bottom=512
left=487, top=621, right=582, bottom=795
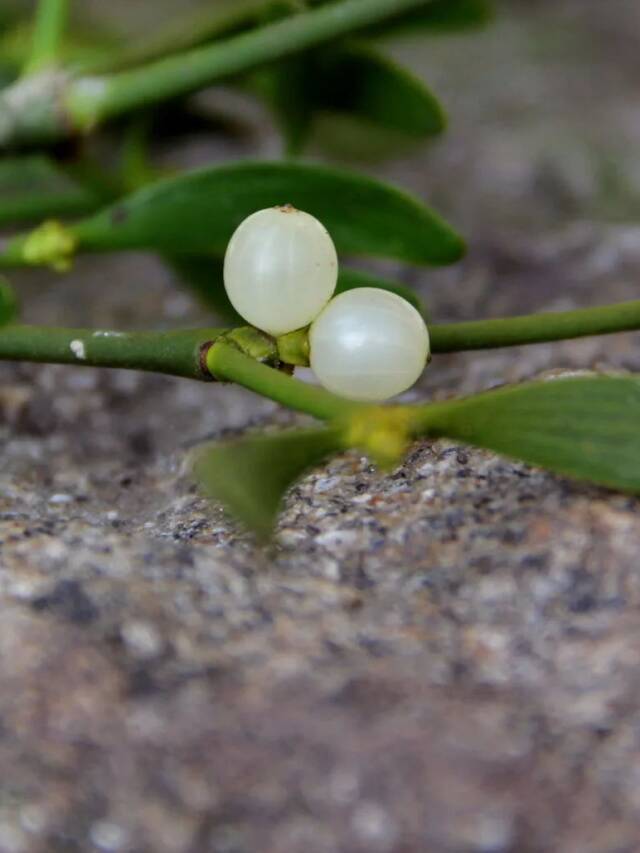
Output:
left=422, top=376, right=640, bottom=493
left=71, top=161, right=464, bottom=266
left=253, top=42, right=443, bottom=154
left=248, top=54, right=314, bottom=156
left=337, top=267, right=424, bottom=315
left=0, top=156, right=98, bottom=227
left=194, top=426, right=342, bottom=538
left=315, top=43, right=445, bottom=137
left=371, top=0, right=494, bottom=37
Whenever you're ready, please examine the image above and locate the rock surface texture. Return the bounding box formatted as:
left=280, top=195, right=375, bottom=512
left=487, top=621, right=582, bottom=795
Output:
left=2, top=1, right=640, bottom=851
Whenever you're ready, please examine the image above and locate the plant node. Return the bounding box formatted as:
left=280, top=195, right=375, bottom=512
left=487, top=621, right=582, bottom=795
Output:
left=0, top=71, right=71, bottom=149
left=342, top=405, right=415, bottom=469
left=21, top=221, right=78, bottom=272
left=217, top=326, right=279, bottom=364
left=276, top=327, right=310, bottom=366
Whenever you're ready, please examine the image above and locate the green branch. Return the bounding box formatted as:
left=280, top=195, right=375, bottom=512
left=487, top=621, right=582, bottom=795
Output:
left=0, top=324, right=222, bottom=379
left=23, top=0, right=70, bottom=75
left=429, top=299, right=640, bottom=352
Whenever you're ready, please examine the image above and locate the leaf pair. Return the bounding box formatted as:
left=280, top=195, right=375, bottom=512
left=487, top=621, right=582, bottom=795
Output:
left=195, top=375, right=640, bottom=539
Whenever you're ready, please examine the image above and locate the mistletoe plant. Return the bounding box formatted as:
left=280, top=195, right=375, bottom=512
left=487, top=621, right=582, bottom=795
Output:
left=2, top=0, right=640, bottom=539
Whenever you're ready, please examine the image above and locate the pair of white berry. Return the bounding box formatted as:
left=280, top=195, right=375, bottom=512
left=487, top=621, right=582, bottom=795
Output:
left=223, top=206, right=430, bottom=402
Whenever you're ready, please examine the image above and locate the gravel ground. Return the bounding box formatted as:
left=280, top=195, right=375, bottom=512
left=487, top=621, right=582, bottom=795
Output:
left=2, top=2, right=640, bottom=851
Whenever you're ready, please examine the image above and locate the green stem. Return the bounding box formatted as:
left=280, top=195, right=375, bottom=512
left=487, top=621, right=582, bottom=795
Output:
left=429, top=299, right=640, bottom=353
left=67, top=0, right=432, bottom=129
left=0, top=324, right=222, bottom=379
left=207, top=341, right=359, bottom=420
left=24, top=0, right=70, bottom=75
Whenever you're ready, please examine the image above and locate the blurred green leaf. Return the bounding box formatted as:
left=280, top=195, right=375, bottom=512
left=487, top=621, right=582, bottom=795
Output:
left=249, top=54, right=314, bottom=155
left=0, top=156, right=99, bottom=227
left=71, top=161, right=464, bottom=266
left=252, top=42, right=444, bottom=155
left=423, top=375, right=640, bottom=493
left=315, top=42, right=445, bottom=137
left=195, top=426, right=342, bottom=539
left=371, top=0, right=494, bottom=37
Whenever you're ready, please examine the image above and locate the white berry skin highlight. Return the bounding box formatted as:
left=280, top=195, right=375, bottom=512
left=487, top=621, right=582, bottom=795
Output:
left=309, top=288, right=430, bottom=402
left=223, top=206, right=338, bottom=336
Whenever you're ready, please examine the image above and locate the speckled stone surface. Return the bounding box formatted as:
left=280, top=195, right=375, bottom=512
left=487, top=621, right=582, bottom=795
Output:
left=2, top=2, right=640, bottom=851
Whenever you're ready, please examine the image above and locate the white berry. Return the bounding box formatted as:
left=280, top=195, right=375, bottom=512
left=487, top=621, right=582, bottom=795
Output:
left=223, top=206, right=338, bottom=336
left=309, top=288, right=429, bottom=401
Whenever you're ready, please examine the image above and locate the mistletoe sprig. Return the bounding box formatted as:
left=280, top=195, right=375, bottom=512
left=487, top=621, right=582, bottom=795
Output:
left=0, top=281, right=638, bottom=538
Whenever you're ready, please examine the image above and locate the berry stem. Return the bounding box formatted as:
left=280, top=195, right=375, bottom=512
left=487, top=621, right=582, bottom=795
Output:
left=207, top=341, right=358, bottom=420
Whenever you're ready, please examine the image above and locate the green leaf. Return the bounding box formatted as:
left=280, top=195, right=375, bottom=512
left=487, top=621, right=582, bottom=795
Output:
left=423, top=375, right=640, bottom=493
left=253, top=42, right=444, bottom=154
left=71, top=161, right=464, bottom=266
left=0, top=156, right=99, bottom=227
left=337, top=267, right=425, bottom=315
left=315, top=42, right=445, bottom=137
left=248, top=54, right=315, bottom=156
left=372, top=0, right=494, bottom=37
left=194, top=426, right=342, bottom=539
